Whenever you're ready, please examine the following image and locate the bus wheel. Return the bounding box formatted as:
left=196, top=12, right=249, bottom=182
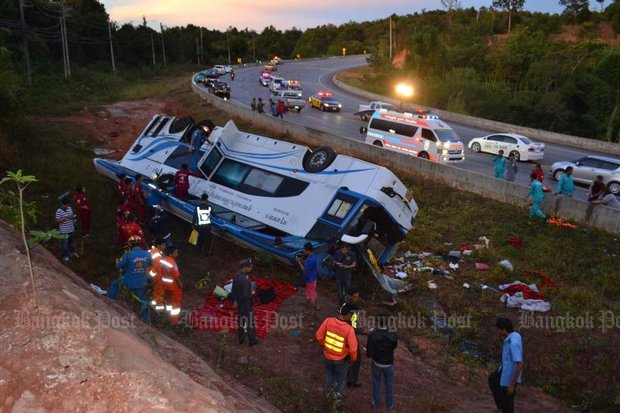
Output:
left=303, top=146, right=336, bottom=173
left=418, top=152, right=430, bottom=160
left=373, top=141, right=383, bottom=147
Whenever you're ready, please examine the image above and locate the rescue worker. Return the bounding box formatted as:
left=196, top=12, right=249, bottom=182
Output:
left=527, top=172, right=547, bottom=220
left=229, top=258, right=259, bottom=347
left=158, top=246, right=183, bottom=325
left=192, top=193, right=213, bottom=256
left=556, top=166, right=575, bottom=198
left=148, top=238, right=167, bottom=311
left=190, top=125, right=209, bottom=172
left=108, top=235, right=152, bottom=321
left=146, top=205, right=173, bottom=247
left=74, top=185, right=92, bottom=237
left=117, top=173, right=130, bottom=202
left=257, top=98, right=265, bottom=114
left=493, top=150, right=507, bottom=179
left=130, top=175, right=146, bottom=225
left=121, top=213, right=145, bottom=248
left=174, top=163, right=191, bottom=201
left=340, top=286, right=363, bottom=388
left=315, top=304, right=358, bottom=405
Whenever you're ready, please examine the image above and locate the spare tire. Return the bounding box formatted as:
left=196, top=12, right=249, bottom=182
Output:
left=156, top=173, right=175, bottom=191
left=169, top=116, right=195, bottom=134
left=303, top=146, right=336, bottom=173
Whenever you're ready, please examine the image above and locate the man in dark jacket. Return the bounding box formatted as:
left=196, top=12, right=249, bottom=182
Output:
left=192, top=193, right=212, bottom=256
left=367, top=313, right=398, bottom=410
left=229, top=258, right=259, bottom=346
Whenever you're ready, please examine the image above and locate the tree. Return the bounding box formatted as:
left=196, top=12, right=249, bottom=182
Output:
left=492, top=0, right=526, bottom=32
left=559, top=0, right=590, bottom=16
left=441, top=0, right=462, bottom=25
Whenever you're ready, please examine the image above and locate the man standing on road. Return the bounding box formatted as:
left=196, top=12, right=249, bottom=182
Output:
left=333, top=242, right=356, bottom=307
left=56, top=197, right=78, bottom=262
left=493, top=150, right=507, bottom=179
left=230, top=258, right=259, bottom=347
left=488, top=317, right=523, bottom=413
left=367, top=313, right=398, bottom=410
left=556, top=166, right=575, bottom=197
left=505, top=154, right=518, bottom=182
left=315, top=304, right=358, bottom=407
left=527, top=172, right=546, bottom=220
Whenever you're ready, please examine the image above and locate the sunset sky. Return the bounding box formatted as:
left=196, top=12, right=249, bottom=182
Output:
left=101, top=0, right=566, bottom=31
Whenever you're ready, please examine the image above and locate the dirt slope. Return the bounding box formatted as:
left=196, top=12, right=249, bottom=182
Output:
left=0, top=220, right=279, bottom=413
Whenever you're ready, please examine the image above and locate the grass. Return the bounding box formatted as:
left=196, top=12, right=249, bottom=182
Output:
left=1, top=70, right=619, bottom=411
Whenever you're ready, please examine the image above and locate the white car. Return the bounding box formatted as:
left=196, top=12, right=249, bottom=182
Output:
left=213, top=65, right=227, bottom=75
left=468, top=133, right=544, bottom=162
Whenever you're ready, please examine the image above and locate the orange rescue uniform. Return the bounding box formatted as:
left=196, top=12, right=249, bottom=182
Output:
left=156, top=256, right=182, bottom=324
left=316, top=317, right=358, bottom=362
left=148, top=247, right=165, bottom=310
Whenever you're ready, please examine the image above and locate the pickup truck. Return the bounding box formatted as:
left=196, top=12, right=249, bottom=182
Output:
left=270, top=90, right=306, bottom=112
left=354, top=101, right=397, bottom=121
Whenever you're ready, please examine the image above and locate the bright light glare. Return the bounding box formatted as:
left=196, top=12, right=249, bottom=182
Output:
left=395, top=83, right=414, bottom=98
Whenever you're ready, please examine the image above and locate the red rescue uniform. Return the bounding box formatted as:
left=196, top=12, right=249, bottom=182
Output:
left=74, top=192, right=92, bottom=235
left=120, top=221, right=145, bottom=247
left=131, top=182, right=146, bottom=224
left=174, top=169, right=190, bottom=201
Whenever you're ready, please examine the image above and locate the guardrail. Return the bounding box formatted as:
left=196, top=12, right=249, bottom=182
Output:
left=192, top=80, right=620, bottom=234
left=332, top=75, right=620, bottom=156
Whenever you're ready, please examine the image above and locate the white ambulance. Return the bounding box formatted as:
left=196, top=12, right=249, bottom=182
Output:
left=362, top=109, right=465, bottom=163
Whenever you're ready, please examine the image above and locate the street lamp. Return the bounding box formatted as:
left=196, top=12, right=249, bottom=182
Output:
left=395, top=83, right=414, bottom=111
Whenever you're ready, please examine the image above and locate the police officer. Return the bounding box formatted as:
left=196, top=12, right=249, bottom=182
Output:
left=229, top=258, right=259, bottom=347
left=340, top=285, right=363, bottom=387
left=192, top=193, right=213, bottom=256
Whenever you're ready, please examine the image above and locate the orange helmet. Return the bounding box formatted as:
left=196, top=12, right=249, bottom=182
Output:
left=127, top=235, right=142, bottom=246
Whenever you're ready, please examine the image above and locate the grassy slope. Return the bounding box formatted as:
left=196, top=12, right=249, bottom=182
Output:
left=2, top=72, right=619, bottom=411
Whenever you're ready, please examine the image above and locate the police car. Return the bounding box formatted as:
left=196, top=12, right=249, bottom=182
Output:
left=308, top=91, right=342, bottom=112
left=468, top=133, right=544, bottom=162
left=259, top=71, right=272, bottom=86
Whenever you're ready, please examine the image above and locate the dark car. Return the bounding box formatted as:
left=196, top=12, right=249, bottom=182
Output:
left=209, top=81, right=231, bottom=99
left=309, top=91, right=342, bottom=112
left=203, top=72, right=220, bottom=88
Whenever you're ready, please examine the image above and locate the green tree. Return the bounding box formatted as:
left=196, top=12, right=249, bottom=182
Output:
left=492, top=0, right=526, bottom=32
left=559, top=0, right=591, bottom=17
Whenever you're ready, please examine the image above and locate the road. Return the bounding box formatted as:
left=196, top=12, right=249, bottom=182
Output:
left=213, top=56, right=615, bottom=202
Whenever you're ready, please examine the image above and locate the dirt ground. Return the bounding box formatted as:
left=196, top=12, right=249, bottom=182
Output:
left=46, top=96, right=576, bottom=413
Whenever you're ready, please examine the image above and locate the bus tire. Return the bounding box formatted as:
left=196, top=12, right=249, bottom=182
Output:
left=373, top=141, right=383, bottom=147
left=361, top=114, right=369, bottom=121
left=303, top=146, right=336, bottom=173
left=156, top=173, right=175, bottom=191
left=418, top=152, right=430, bottom=160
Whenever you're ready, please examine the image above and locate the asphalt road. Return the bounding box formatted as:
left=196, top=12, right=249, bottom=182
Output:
left=209, top=56, right=616, bottom=202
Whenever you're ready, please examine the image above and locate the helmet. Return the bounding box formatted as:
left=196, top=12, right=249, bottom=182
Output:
left=127, top=235, right=142, bottom=246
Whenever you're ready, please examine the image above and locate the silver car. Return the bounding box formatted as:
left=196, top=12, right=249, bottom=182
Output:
left=550, top=155, right=620, bottom=195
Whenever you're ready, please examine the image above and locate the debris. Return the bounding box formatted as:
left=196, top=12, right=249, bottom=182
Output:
left=287, top=329, right=301, bottom=338
left=498, top=259, right=514, bottom=271
left=427, top=281, right=438, bottom=290
left=395, top=271, right=408, bottom=279
left=475, top=263, right=490, bottom=270
left=448, top=250, right=461, bottom=258
left=90, top=284, right=107, bottom=295
left=462, top=283, right=470, bottom=289
left=449, top=262, right=459, bottom=270
left=507, top=236, right=523, bottom=249
left=406, top=340, right=417, bottom=356
left=547, top=216, right=577, bottom=228
left=479, top=236, right=490, bottom=248
left=93, top=148, right=116, bottom=156
left=462, top=249, right=473, bottom=256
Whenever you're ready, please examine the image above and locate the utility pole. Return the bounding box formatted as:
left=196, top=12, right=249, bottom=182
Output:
left=226, top=29, right=231, bottom=64
left=61, top=3, right=70, bottom=79
left=196, top=36, right=200, bottom=65
left=389, top=15, right=393, bottom=60
left=151, top=33, right=156, bottom=66
left=160, top=23, right=166, bottom=66
left=18, top=0, right=32, bottom=87
left=108, top=21, right=116, bottom=73
left=200, top=27, right=204, bottom=64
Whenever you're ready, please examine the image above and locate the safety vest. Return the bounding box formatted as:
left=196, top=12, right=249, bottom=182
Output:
left=160, top=257, right=180, bottom=285
left=148, top=247, right=163, bottom=279
left=339, top=302, right=359, bottom=329
left=318, top=318, right=356, bottom=361
left=196, top=206, right=212, bottom=227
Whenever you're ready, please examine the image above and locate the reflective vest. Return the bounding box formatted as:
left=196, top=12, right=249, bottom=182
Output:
left=196, top=206, right=212, bottom=227
left=160, top=256, right=180, bottom=285
left=148, top=247, right=163, bottom=279
left=316, top=317, right=357, bottom=362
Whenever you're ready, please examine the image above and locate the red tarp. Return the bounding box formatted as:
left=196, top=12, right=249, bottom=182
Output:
left=187, top=277, right=298, bottom=339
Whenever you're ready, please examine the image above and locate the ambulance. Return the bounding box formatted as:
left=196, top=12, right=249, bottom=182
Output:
left=362, top=109, right=465, bottom=163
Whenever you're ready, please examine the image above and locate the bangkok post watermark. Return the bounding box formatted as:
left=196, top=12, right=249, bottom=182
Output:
left=182, top=308, right=472, bottom=332
left=519, top=310, right=620, bottom=333
left=15, top=310, right=136, bottom=332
